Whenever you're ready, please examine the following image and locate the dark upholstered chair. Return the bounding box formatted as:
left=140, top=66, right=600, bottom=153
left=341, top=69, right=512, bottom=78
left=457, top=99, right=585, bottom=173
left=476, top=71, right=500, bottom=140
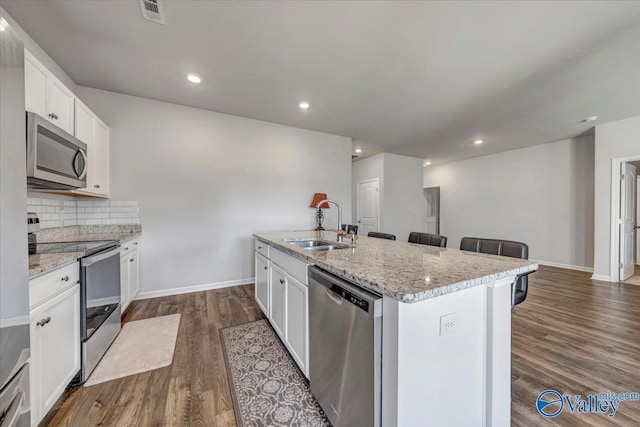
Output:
left=408, top=232, right=448, bottom=248
left=341, top=224, right=359, bottom=236
left=367, top=232, right=396, bottom=241
left=459, top=237, right=531, bottom=306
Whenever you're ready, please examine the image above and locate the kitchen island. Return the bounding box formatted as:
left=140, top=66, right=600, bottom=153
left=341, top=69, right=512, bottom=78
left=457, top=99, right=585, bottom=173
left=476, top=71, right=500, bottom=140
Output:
left=254, top=230, right=538, bottom=427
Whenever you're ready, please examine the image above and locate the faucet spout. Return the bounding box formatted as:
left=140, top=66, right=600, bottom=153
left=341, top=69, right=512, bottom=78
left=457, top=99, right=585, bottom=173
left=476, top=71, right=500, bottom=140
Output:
left=315, top=199, right=344, bottom=242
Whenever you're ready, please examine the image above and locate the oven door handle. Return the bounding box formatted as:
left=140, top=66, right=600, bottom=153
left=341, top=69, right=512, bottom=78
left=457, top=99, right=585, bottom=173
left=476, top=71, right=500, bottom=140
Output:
left=81, top=246, right=121, bottom=267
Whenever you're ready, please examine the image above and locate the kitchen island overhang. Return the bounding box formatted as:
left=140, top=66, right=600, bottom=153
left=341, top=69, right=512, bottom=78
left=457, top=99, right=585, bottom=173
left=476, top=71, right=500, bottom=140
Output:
left=254, top=230, right=538, bottom=426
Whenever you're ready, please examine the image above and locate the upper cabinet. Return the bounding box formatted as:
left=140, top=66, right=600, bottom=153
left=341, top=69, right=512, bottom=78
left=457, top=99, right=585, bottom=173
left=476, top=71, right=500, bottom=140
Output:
left=25, top=49, right=110, bottom=198
left=73, top=101, right=110, bottom=197
left=24, top=50, right=74, bottom=134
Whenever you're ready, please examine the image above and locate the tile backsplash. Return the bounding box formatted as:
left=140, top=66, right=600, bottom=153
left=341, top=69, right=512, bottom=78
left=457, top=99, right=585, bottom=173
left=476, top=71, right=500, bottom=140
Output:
left=27, top=196, right=140, bottom=229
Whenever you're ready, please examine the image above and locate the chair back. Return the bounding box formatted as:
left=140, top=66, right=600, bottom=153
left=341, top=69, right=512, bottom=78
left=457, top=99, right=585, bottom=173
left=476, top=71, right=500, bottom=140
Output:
left=367, top=232, right=396, bottom=240
left=341, top=224, right=359, bottom=235
left=408, top=232, right=448, bottom=248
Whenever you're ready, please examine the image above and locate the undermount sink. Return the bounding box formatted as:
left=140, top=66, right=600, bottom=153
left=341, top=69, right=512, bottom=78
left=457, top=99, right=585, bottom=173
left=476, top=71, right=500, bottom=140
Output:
left=284, top=238, right=351, bottom=251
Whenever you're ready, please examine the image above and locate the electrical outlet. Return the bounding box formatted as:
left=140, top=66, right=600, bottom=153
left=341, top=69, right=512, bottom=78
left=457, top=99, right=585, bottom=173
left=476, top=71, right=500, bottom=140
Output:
left=440, top=312, right=458, bottom=336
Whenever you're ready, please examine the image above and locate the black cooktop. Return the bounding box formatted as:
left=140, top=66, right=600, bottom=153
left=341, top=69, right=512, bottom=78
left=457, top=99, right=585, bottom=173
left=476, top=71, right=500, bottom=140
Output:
left=30, top=240, right=118, bottom=256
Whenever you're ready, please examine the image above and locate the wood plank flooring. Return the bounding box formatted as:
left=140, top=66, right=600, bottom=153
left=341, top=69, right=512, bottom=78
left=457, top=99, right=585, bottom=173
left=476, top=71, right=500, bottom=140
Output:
left=44, top=266, right=640, bottom=426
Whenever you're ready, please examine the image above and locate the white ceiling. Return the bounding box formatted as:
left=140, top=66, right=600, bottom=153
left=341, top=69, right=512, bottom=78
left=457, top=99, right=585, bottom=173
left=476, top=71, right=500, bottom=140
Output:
left=4, top=1, right=640, bottom=164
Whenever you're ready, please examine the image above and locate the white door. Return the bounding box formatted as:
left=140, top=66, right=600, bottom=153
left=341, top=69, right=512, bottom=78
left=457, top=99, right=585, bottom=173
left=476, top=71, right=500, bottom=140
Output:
left=93, top=119, right=110, bottom=195
left=424, top=186, right=440, bottom=234
left=357, top=179, right=379, bottom=236
left=269, top=265, right=286, bottom=339
left=255, top=253, right=270, bottom=316
left=47, top=79, right=75, bottom=134
left=285, top=274, right=308, bottom=376
left=24, top=52, right=48, bottom=117
left=620, top=163, right=637, bottom=280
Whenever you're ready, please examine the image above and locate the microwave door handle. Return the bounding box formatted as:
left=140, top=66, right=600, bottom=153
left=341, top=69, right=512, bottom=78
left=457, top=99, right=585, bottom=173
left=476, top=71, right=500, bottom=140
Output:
left=77, top=149, right=88, bottom=180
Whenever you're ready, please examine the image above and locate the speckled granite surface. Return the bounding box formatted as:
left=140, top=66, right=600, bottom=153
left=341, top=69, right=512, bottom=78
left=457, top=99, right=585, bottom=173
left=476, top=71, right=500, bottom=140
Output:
left=254, top=231, right=538, bottom=303
left=29, top=225, right=142, bottom=279
left=35, top=224, right=141, bottom=244
left=29, top=253, right=82, bottom=279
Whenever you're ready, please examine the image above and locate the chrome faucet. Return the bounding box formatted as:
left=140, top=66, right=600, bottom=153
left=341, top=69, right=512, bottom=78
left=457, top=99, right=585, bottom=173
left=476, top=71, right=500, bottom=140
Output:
left=316, top=199, right=346, bottom=243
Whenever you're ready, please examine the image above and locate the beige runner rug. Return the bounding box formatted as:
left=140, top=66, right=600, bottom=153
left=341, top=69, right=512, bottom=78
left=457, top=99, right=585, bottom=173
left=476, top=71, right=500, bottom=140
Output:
left=84, top=313, right=181, bottom=386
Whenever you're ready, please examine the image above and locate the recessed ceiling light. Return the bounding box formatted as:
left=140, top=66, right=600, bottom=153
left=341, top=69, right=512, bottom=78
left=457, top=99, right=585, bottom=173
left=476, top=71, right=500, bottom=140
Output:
left=299, top=101, right=310, bottom=110
left=473, top=139, right=483, bottom=145
left=584, top=116, right=599, bottom=123
left=423, top=161, right=431, bottom=166
left=187, top=74, right=201, bottom=84
left=355, top=148, right=362, bottom=154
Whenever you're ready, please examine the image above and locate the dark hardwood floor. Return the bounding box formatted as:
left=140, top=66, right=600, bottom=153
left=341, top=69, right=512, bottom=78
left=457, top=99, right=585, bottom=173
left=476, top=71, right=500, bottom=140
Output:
left=45, top=266, right=640, bottom=426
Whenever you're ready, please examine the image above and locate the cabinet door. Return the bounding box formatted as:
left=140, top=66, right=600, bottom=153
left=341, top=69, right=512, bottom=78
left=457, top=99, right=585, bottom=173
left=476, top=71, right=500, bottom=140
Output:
left=285, top=274, right=308, bottom=376
left=269, top=265, right=286, bottom=339
left=255, top=253, right=270, bottom=316
left=128, top=250, right=140, bottom=302
left=47, top=79, right=75, bottom=134
left=120, top=256, right=130, bottom=313
left=24, top=52, right=48, bottom=117
left=31, top=284, right=80, bottom=419
left=93, top=119, right=110, bottom=196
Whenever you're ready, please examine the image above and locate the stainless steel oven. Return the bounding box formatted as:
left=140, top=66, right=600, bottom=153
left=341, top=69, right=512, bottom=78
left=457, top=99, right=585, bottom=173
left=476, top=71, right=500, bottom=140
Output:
left=77, top=244, right=122, bottom=383
left=26, top=111, right=87, bottom=190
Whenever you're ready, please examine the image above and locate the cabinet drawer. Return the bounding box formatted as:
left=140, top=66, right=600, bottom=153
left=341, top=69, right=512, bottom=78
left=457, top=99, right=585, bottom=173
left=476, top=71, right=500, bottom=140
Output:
left=255, top=239, right=269, bottom=258
left=30, top=262, right=80, bottom=310
left=120, top=238, right=140, bottom=259
left=270, top=247, right=310, bottom=285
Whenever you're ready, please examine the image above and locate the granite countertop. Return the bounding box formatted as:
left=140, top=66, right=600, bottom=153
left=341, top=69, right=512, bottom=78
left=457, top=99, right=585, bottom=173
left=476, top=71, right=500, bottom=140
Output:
left=254, top=230, right=539, bottom=303
left=29, top=225, right=142, bottom=279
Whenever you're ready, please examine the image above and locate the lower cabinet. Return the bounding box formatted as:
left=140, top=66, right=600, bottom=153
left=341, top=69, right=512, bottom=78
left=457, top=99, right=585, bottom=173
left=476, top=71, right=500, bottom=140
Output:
left=254, top=241, right=310, bottom=377
left=120, top=239, right=141, bottom=313
left=255, top=253, right=270, bottom=316
left=29, top=280, right=80, bottom=426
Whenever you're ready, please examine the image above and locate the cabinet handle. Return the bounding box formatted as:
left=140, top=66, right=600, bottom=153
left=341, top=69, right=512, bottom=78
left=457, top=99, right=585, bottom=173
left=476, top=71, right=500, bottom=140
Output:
left=279, top=279, right=285, bottom=285
left=124, top=247, right=129, bottom=250
left=258, top=246, right=263, bottom=249
left=130, top=258, right=134, bottom=262
left=264, top=266, right=268, bottom=270
left=94, top=185, right=101, bottom=189
left=48, top=113, right=58, bottom=120
left=134, top=242, right=138, bottom=246
left=37, top=317, right=51, bottom=327
left=61, top=275, right=70, bottom=282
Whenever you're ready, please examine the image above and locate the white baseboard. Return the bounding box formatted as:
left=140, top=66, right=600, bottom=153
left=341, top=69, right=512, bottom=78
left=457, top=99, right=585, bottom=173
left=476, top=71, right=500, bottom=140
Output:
left=591, top=274, right=612, bottom=282
left=531, top=259, right=593, bottom=273
left=136, top=277, right=254, bottom=300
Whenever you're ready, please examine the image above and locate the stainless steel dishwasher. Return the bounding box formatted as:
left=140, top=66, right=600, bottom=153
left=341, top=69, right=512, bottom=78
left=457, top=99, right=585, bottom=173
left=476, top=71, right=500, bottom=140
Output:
left=309, top=266, right=382, bottom=427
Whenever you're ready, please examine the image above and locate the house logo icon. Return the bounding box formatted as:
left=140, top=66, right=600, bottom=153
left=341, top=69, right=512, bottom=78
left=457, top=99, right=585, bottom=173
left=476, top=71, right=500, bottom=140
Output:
left=536, top=389, right=565, bottom=418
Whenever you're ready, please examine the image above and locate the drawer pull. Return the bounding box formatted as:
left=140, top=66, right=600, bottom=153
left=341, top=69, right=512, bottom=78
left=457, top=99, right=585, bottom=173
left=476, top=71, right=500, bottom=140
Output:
left=37, top=317, right=51, bottom=327
left=279, top=279, right=285, bottom=285
left=124, top=247, right=129, bottom=251
left=130, top=258, right=134, bottom=262
left=134, top=242, right=138, bottom=246
left=264, top=266, right=268, bottom=270
left=258, top=246, right=263, bottom=249
left=94, top=185, right=101, bottom=189
left=61, top=275, right=70, bottom=282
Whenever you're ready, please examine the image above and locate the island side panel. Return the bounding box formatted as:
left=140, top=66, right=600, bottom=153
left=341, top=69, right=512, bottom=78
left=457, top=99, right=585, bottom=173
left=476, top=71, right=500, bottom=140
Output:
left=382, top=285, right=486, bottom=427
left=485, top=276, right=515, bottom=427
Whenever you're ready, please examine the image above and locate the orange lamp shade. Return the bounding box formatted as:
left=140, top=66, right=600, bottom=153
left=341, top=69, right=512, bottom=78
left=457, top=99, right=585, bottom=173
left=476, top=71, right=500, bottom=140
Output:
left=310, top=193, right=330, bottom=209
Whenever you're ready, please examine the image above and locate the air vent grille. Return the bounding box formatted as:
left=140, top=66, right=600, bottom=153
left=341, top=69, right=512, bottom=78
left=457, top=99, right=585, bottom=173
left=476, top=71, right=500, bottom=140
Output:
left=139, top=0, right=166, bottom=24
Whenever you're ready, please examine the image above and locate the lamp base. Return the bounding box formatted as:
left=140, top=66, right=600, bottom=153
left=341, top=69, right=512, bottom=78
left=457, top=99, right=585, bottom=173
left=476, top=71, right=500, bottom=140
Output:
left=315, top=208, right=325, bottom=231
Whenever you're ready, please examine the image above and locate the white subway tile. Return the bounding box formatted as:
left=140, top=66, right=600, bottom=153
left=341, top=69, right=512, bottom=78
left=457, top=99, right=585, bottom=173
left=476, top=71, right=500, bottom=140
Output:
left=64, top=201, right=76, bottom=207
left=117, top=219, right=132, bottom=224
left=109, top=201, right=124, bottom=207
left=76, top=220, right=86, bottom=225
left=124, top=201, right=138, bottom=207
left=94, top=213, right=109, bottom=219
left=124, top=213, right=138, bottom=218
left=110, top=213, right=125, bottom=219
left=77, top=201, right=94, bottom=207
left=27, top=198, right=41, bottom=205
left=116, top=207, right=132, bottom=213
left=86, top=219, right=101, bottom=225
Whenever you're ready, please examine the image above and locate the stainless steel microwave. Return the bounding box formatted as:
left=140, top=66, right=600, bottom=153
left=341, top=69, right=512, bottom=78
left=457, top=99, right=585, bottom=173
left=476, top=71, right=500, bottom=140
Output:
left=26, top=111, right=87, bottom=190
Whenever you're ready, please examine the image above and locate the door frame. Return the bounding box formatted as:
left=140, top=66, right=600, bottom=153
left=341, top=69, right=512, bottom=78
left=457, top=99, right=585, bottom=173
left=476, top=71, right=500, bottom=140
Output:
left=609, top=156, right=640, bottom=282
left=423, top=183, right=442, bottom=234
left=356, top=178, right=380, bottom=233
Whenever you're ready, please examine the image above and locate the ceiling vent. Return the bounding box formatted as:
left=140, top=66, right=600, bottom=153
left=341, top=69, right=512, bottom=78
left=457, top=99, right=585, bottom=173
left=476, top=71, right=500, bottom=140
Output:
left=139, top=0, right=166, bottom=24
left=351, top=154, right=361, bottom=161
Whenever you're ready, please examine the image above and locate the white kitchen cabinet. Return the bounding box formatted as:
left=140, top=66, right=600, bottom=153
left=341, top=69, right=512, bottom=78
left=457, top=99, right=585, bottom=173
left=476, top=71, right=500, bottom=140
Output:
left=29, top=273, right=80, bottom=427
left=24, top=50, right=74, bottom=134
left=92, top=119, right=110, bottom=196
left=285, top=273, right=308, bottom=374
left=270, top=264, right=287, bottom=339
left=255, top=253, right=270, bottom=316
left=24, top=51, right=48, bottom=118
left=120, top=239, right=141, bottom=314
left=255, top=240, right=310, bottom=377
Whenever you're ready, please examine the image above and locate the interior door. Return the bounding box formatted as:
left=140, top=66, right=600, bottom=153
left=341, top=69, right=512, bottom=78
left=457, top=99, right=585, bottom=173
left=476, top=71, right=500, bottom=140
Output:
left=620, top=163, right=637, bottom=280
left=357, top=179, right=379, bottom=236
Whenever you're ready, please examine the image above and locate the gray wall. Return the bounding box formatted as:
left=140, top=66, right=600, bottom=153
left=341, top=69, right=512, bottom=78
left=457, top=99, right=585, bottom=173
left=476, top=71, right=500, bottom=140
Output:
left=78, top=87, right=352, bottom=296
left=424, top=135, right=595, bottom=270
left=593, top=115, right=640, bottom=280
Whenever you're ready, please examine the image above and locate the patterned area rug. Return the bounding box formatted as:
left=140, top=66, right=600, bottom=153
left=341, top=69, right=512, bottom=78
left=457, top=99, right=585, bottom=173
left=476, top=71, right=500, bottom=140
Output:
left=220, top=320, right=331, bottom=427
